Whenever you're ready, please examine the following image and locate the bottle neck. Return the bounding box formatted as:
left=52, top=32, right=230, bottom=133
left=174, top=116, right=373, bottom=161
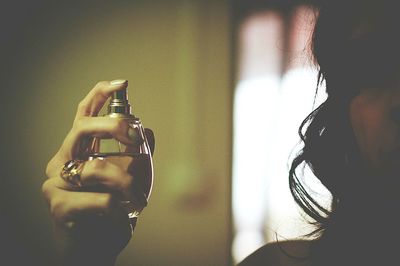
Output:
left=108, top=104, right=131, bottom=115
left=107, top=97, right=136, bottom=117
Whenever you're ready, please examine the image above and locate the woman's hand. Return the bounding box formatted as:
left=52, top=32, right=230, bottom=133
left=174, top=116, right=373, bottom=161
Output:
left=42, top=80, right=155, bottom=266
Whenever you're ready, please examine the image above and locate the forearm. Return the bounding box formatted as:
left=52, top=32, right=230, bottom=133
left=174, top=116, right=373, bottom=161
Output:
left=55, top=231, right=118, bottom=266
left=54, top=216, right=127, bottom=266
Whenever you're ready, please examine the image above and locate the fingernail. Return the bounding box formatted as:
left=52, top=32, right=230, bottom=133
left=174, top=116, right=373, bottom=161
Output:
left=128, top=127, right=144, bottom=146
left=110, top=79, right=127, bottom=86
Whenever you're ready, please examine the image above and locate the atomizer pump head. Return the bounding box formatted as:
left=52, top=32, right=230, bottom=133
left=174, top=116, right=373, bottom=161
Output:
left=108, top=88, right=132, bottom=115
left=113, top=89, right=128, bottom=102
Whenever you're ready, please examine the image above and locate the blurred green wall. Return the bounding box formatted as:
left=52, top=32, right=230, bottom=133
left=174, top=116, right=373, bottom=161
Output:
left=1, top=0, right=232, bottom=265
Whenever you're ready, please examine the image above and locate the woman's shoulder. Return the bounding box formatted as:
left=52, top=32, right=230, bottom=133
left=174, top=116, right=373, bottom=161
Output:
left=237, top=239, right=314, bottom=266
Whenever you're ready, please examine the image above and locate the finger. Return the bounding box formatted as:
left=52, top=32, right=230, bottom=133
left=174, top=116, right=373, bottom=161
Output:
left=75, top=79, right=128, bottom=119
left=59, top=116, right=136, bottom=161
left=46, top=188, right=118, bottom=224
left=144, top=128, right=155, bottom=155
left=45, top=158, right=148, bottom=209
left=80, top=158, right=148, bottom=208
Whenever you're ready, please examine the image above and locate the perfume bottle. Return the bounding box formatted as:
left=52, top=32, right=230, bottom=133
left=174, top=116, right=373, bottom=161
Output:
left=88, top=88, right=153, bottom=219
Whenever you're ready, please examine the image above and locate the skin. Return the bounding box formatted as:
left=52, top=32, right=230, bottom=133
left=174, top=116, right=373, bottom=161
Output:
left=349, top=87, right=400, bottom=192
left=42, top=80, right=154, bottom=266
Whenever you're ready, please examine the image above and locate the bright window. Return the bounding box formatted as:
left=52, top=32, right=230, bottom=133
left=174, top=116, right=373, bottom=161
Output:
left=232, top=5, right=329, bottom=263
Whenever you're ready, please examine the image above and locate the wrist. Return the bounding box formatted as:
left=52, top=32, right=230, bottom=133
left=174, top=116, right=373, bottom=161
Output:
left=53, top=216, right=128, bottom=266
left=60, top=253, right=117, bottom=266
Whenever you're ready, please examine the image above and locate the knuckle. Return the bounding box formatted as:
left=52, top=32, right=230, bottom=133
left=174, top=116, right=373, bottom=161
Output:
left=45, top=161, right=54, bottom=178
left=41, top=179, right=53, bottom=200
left=77, top=101, right=90, bottom=116
left=45, top=156, right=61, bottom=178
left=72, top=117, right=84, bottom=130
left=94, top=81, right=109, bottom=95
left=71, top=119, right=87, bottom=137
left=49, top=196, right=64, bottom=217
left=77, top=100, right=87, bottom=111
left=95, top=81, right=108, bottom=88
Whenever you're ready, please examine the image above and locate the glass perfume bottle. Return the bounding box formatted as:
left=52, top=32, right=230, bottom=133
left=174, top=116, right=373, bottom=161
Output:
left=88, top=88, right=153, bottom=219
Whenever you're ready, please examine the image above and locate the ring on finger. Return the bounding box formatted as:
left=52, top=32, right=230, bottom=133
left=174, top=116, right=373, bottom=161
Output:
left=60, top=159, right=85, bottom=187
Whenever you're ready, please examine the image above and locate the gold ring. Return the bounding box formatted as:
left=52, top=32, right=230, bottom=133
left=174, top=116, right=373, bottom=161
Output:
left=60, top=159, right=85, bottom=187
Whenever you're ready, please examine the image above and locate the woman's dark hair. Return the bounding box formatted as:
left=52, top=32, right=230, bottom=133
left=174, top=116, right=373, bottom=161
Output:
left=289, top=0, right=400, bottom=239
